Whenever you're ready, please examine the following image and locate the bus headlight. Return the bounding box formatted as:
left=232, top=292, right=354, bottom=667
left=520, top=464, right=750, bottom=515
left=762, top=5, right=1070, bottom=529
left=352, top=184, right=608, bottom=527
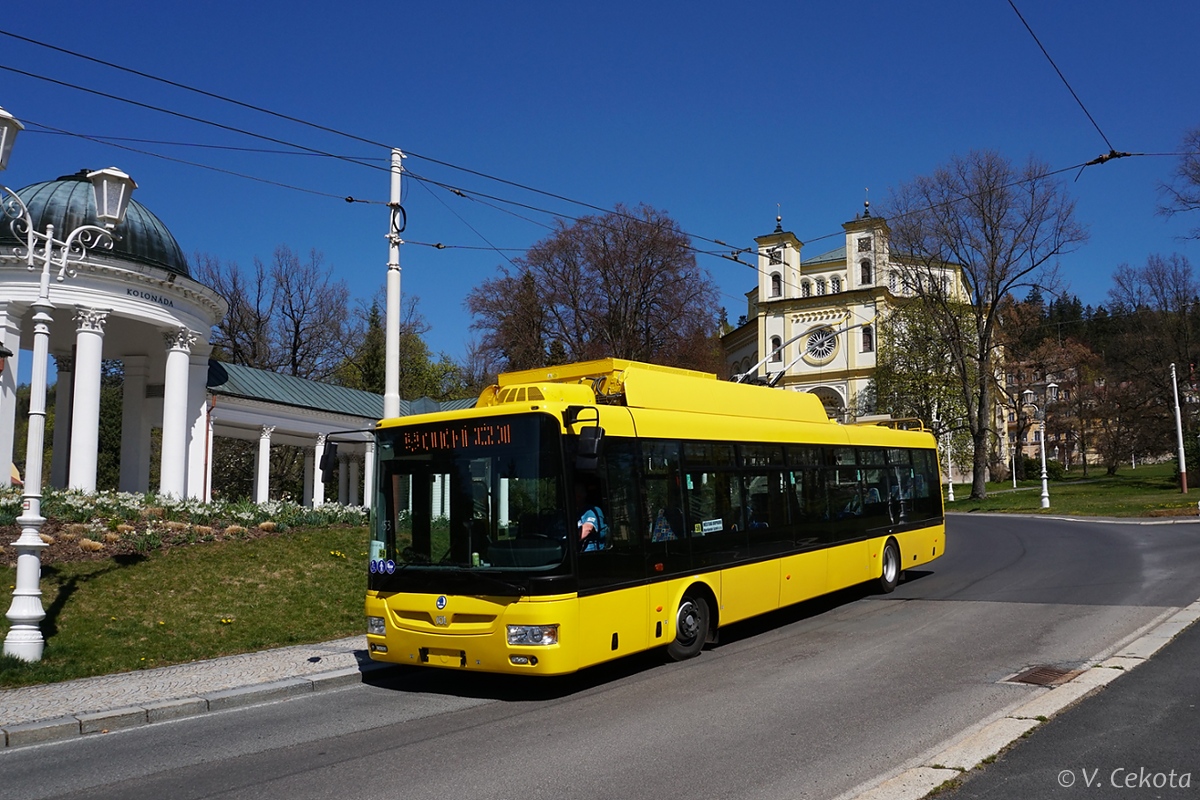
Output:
left=367, top=616, right=386, bottom=636
left=506, top=624, right=558, bottom=646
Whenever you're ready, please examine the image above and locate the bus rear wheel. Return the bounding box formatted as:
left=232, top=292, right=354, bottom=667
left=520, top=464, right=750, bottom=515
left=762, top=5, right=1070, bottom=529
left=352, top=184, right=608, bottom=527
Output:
left=667, top=594, right=709, bottom=661
left=878, top=539, right=901, bottom=593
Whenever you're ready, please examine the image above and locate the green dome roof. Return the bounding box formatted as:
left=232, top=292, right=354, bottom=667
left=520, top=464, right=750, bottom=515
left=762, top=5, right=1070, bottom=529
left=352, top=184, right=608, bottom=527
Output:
left=1, top=170, right=190, bottom=278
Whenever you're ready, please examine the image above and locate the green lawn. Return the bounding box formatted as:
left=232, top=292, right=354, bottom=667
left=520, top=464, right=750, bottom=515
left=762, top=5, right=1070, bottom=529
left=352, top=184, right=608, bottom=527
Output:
left=0, top=526, right=367, bottom=688
left=946, top=461, right=1198, bottom=518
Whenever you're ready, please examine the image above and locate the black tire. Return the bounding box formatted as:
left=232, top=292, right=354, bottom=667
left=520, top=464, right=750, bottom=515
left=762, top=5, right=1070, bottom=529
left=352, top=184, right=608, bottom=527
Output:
left=878, top=539, right=900, bottom=593
left=666, top=593, right=709, bottom=661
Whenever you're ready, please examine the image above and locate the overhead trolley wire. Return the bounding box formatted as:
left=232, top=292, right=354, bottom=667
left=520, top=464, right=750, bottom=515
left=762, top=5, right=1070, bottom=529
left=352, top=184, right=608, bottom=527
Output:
left=1005, top=0, right=1131, bottom=171
left=0, top=28, right=748, bottom=253
left=23, top=119, right=376, bottom=203
left=0, top=63, right=388, bottom=175
left=0, top=25, right=1172, bottom=302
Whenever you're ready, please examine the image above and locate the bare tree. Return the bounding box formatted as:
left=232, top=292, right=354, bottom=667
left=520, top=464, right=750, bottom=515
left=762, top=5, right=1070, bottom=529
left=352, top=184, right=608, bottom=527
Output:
left=1160, top=125, right=1200, bottom=239
left=194, top=252, right=275, bottom=369
left=467, top=269, right=554, bottom=372
left=195, top=246, right=354, bottom=500
left=1031, top=337, right=1103, bottom=476
left=195, top=246, right=353, bottom=380
left=1103, top=253, right=1200, bottom=461
left=467, top=203, right=724, bottom=373
left=885, top=150, right=1088, bottom=498
left=269, top=245, right=353, bottom=380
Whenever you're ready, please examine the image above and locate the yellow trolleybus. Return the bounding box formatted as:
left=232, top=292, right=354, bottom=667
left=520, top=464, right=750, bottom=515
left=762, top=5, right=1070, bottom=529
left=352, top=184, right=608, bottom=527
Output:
left=364, top=359, right=944, bottom=674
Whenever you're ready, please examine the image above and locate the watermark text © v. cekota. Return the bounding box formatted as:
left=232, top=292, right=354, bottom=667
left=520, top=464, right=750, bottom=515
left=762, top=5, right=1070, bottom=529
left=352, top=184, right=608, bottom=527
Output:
left=1058, top=768, right=1193, bottom=789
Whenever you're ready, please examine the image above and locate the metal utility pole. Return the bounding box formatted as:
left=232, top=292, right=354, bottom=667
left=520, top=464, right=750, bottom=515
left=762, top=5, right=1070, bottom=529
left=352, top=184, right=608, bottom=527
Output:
left=1171, top=363, right=1187, bottom=493
left=384, top=149, right=405, bottom=420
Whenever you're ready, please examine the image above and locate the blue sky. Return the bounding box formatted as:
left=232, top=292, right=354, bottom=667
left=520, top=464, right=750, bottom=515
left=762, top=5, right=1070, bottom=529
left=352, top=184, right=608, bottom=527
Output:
left=2, top=1, right=1198, bottom=369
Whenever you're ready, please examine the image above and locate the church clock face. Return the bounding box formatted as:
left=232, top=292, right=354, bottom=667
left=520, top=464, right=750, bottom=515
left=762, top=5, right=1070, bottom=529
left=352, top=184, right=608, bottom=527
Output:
left=804, top=328, right=838, bottom=365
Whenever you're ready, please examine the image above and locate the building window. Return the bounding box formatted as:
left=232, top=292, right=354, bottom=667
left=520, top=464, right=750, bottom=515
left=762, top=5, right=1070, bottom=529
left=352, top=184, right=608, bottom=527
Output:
left=816, top=279, right=826, bottom=295
left=768, top=247, right=783, bottom=266
left=802, top=281, right=812, bottom=297
left=831, top=276, right=842, bottom=293
left=770, top=272, right=782, bottom=297
left=888, top=272, right=898, bottom=293
left=861, top=260, right=872, bottom=285
left=770, top=336, right=783, bottom=362
left=862, top=324, right=874, bottom=352
left=858, top=236, right=872, bottom=252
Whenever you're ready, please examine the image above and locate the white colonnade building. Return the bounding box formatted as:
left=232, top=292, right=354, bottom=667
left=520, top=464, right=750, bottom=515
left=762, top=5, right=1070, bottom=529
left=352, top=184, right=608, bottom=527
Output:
left=1, top=170, right=226, bottom=500
left=1, top=170, right=476, bottom=508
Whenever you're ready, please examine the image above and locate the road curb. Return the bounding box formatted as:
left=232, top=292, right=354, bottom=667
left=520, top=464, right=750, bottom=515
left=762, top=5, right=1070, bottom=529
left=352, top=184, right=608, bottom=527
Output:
left=837, top=598, right=1200, bottom=800
left=947, top=511, right=1200, bottom=526
left=0, top=660, right=400, bottom=750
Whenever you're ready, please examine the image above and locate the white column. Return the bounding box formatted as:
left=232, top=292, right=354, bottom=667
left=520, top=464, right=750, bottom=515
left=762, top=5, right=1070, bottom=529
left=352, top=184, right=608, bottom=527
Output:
left=49, top=353, right=73, bottom=488
left=68, top=307, right=109, bottom=493
left=303, top=448, right=314, bottom=507
left=338, top=453, right=349, bottom=505
left=185, top=351, right=209, bottom=500
left=362, top=440, right=375, bottom=512
left=255, top=425, right=274, bottom=503
left=203, top=404, right=214, bottom=503
left=118, top=355, right=149, bottom=493
left=312, top=433, right=327, bottom=508
left=0, top=307, right=22, bottom=488
left=158, top=327, right=196, bottom=498
left=432, top=474, right=444, bottom=517
left=349, top=456, right=361, bottom=506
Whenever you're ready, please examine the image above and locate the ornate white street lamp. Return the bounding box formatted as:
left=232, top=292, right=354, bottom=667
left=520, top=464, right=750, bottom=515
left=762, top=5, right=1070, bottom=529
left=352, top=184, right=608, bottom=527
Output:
left=945, top=427, right=954, bottom=502
left=1, top=105, right=137, bottom=661
left=1022, top=388, right=1050, bottom=510
left=934, top=417, right=955, bottom=503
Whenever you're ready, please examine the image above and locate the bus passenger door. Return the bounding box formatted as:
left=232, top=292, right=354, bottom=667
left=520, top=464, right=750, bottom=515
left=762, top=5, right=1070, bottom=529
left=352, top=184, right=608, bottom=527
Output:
left=576, top=436, right=649, bottom=664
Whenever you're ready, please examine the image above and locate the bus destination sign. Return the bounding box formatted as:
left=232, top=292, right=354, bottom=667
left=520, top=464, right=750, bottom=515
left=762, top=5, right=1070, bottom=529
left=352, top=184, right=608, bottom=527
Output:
left=400, top=421, right=514, bottom=454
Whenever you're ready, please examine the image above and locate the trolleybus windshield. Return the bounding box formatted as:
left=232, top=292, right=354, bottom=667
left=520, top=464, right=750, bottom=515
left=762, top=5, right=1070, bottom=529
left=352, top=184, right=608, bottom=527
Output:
left=369, top=414, right=571, bottom=592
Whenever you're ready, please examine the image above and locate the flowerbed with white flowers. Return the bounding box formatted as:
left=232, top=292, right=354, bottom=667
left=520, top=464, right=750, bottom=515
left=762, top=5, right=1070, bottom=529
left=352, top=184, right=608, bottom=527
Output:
left=0, top=486, right=368, bottom=565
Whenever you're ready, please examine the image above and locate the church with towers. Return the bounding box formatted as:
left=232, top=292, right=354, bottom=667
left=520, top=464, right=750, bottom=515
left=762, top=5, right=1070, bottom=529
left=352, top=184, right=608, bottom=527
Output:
left=721, top=201, right=967, bottom=422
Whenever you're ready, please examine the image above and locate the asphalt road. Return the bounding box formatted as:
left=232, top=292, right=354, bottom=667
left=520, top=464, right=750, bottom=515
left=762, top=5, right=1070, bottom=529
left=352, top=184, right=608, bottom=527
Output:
left=3, top=514, right=1199, bottom=800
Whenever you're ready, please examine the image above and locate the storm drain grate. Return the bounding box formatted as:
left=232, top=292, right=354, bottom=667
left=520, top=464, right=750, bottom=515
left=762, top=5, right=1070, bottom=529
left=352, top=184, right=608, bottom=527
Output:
left=1010, top=665, right=1076, bottom=686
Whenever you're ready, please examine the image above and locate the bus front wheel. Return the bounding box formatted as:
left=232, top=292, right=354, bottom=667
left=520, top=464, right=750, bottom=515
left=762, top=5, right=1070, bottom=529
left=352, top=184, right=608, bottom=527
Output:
left=878, top=539, right=901, bottom=593
left=667, top=594, right=709, bottom=661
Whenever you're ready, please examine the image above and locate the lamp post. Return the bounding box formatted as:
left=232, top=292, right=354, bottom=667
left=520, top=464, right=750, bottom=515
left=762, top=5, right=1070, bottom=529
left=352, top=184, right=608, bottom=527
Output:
left=1022, top=389, right=1050, bottom=510
left=0, top=105, right=137, bottom=661
left=943, top=422, right=955, bottom=502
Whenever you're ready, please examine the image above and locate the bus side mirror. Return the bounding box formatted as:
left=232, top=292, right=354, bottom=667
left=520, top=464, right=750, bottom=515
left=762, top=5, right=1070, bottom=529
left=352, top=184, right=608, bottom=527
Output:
left=576, top=426, right=604, bottom=471
left=319, top=442, right=339, bottom=483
